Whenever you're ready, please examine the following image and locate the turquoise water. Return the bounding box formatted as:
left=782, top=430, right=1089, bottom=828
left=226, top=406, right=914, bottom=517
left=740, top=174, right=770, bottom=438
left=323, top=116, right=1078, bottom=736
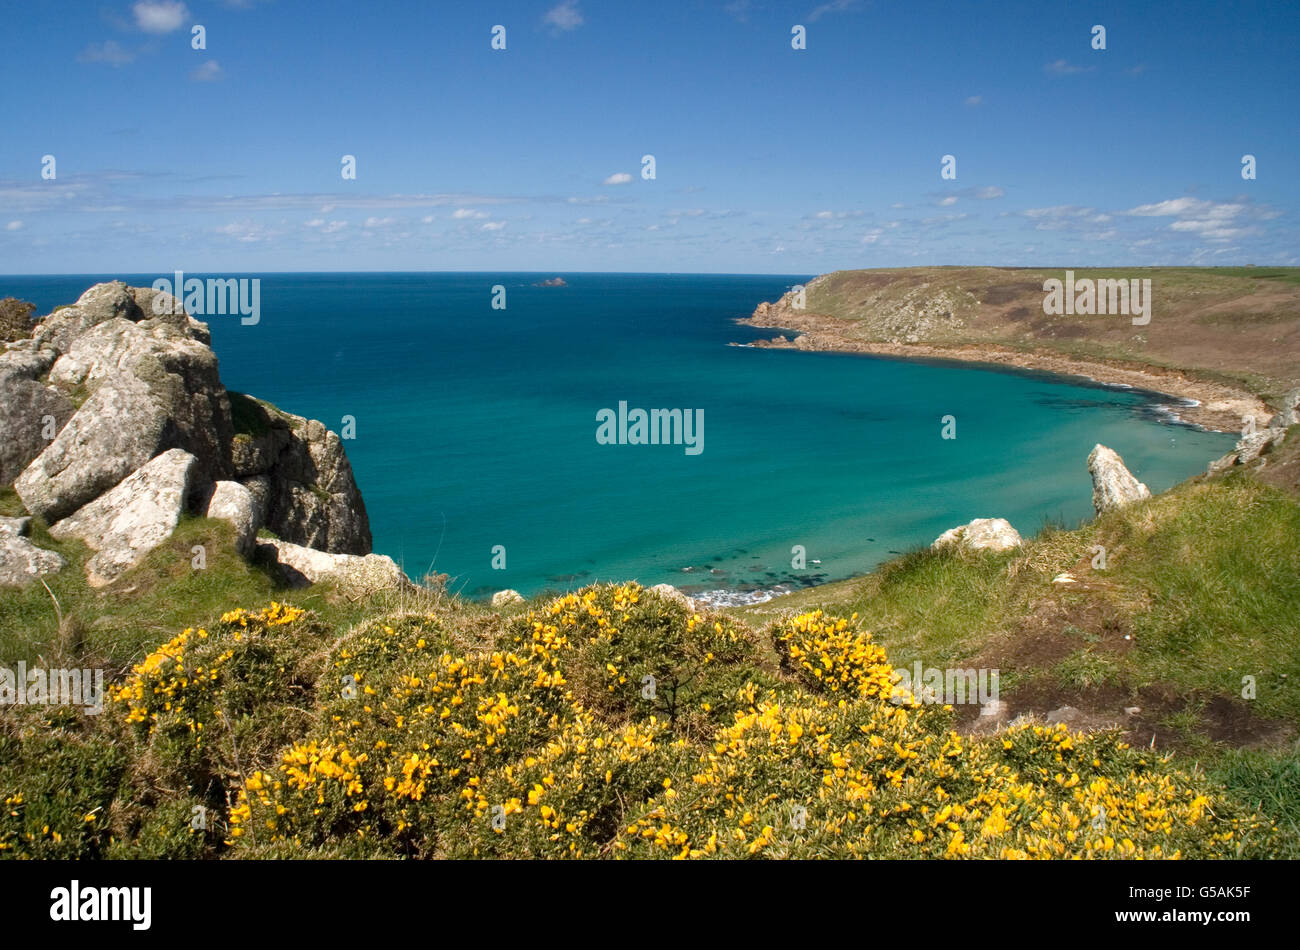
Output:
left=4, top=273, right=1235, bottom=603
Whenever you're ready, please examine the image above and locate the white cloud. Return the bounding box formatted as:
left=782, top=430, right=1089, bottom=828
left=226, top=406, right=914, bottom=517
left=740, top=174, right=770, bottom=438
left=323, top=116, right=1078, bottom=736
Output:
left=602, top=172, right=633, bottom=186
left=1045, top=59, right=1089, bottom=75
left=808, top=0, right=857, bottom=22
left=938, top=196, right=958, bottom=207
left=806, top=210, right=864, bottom=221
left=964, top=95, right=983, bottom=106
left=213, top=218, right=278, bottom=242
left=481, top=221, right=506, bottom=231
left=5, top=221, right=22, bottom=231
left=452, top=208, right=488, bottom=219
left=1020, top=205, right=1099, bottom=230
left=724, top=0, right=751, bottom=22
left=421, top=215, right=434, bottom=224
left=133, top=1, right=189, bottom=33
left=544, top=1, right=584, bottom=32
left=919, top=212, right=968, bottom=225
left=190, top=60, right=222, bottom=82
left=1125, top=197, right=1261, bottom=243
left=78, top=41, right=135, bottom=66
left=363, top=216, right=395, bottom=228
left=1127, top=197, right=1208, bottom=217
left=974, top=186, right=1004, bottom=199
left=1169, top=221, right=1249, bottom=240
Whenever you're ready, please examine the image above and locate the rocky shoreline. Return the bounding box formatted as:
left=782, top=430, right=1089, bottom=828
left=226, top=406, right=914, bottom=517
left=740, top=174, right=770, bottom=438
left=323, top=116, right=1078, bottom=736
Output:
left=1, top=281, right=409, bottom=592
left=737, top=302, right=1271, bottom=435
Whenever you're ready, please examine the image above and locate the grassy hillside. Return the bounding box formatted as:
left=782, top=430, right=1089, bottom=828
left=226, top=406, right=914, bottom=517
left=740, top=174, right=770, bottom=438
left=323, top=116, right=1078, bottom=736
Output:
left=1, top=450, right=1297, bottom=858
left=750, top=266, right=1300, bottom=407
left=738, top=449, right=1300, bottom=750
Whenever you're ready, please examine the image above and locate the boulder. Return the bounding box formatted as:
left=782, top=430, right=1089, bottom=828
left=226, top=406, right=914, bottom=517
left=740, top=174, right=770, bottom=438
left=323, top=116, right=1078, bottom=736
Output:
left=45, top=312, right=233, bottom=474
left=647, top=583, right=697, bottom=612
left=205, top=480, right=260, bottom=556
left=16, top=286, right=234, bottom=524
left=1087, top=444, right=1150, bottom=515
left=932, top=517, right=1022, bottom=553
left=490, top=589, right=525, bottom=608
left=1045, top=705, right=1083, bottom=725
left=979, top=699, right=1010, bottom=721
left=5, top=282, right=371, bottom=569
left=30, top=281, right=143, bottom=353
left=1269, top=388, right=1300, bottom=430
left=50, top=449, right=198, bottom=587
left=1207, top=426, right=1287, bottom=476
left=15, top=375, right=173, bottom=523
left=257, top=539, right=411, bottom=594
left=0, top=349, right=75, bottom=484
left=0, top=532, right=66, bottom=587
left=227, top=396, right=371, bottom=554
left=239, top=475, right=272, bottom=531
left=0, top=339, right=60, bottom=377
left=0, top=516, right=32, bottom=537
left=1236, top=428, right=1285, bottom=465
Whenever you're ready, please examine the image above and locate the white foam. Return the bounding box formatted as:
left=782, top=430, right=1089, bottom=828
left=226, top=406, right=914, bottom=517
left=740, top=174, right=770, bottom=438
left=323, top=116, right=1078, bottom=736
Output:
left=692, top=585, right=794, bottom=608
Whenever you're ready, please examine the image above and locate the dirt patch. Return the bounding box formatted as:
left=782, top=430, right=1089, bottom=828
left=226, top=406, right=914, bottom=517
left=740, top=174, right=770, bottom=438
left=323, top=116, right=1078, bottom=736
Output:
left=953, top=566, right=1291, bottom=750
left=956, top=670, right=1292, bottom=752
left=973, top=592, right=1134, bottom=673
left=981, top=285, right=1029, bottom=306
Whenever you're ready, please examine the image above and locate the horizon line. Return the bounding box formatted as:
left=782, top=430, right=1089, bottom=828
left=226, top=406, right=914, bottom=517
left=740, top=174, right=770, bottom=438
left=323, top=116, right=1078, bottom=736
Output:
left=3, top=264, right=1296, bottom=279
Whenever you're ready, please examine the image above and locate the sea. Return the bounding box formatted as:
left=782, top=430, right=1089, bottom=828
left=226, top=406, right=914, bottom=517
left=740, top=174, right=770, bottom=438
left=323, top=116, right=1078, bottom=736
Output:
left=4, top=273, right=1237, bottom=605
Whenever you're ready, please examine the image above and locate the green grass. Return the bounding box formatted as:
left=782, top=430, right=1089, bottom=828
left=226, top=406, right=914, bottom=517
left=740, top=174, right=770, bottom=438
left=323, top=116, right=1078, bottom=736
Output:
left=734, top=470, right=1300, bottom=740
left=1055, top=649, right=1122, bottom=691
left=786, top=265, right=1300, bottom=403
left=0, top=487, right=24, bottom=518
left=0, top=515, right=422, bottom=675
left=1202, top=267, right=1300, bottom=286
left=2, top=424, right=1298, bottom=856
left=725, top=468, right=1300, bottom=840
left=1116, top=475, right=1300, bottom=719
left=1210, top=746, right=1300, bottom=857
left=741, top=547, right=1017, bottom=671
left=228, top=390, right=272, bottom=438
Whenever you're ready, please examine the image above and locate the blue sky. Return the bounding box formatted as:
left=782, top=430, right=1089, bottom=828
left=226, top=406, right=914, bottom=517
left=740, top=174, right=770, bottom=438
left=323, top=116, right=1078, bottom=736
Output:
left=1, top=0, right=1297, bottom=273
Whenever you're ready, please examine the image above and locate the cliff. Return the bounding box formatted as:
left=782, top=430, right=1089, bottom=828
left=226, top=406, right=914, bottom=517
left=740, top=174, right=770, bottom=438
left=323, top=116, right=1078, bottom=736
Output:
left=0, top=282, right=381, bottom=589
left=742, top=266, right=1300, bottom=432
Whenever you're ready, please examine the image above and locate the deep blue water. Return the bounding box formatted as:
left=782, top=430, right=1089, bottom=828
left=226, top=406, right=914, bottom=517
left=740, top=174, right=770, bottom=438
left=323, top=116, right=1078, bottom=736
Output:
left=4, top=273, right=1235, bottom=604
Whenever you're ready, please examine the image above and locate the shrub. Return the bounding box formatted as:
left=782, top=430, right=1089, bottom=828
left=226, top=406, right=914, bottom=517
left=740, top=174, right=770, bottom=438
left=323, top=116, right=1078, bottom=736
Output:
left=2, top=588, right=1274, bottom=860
left=0, top=297, right=36, bottom=343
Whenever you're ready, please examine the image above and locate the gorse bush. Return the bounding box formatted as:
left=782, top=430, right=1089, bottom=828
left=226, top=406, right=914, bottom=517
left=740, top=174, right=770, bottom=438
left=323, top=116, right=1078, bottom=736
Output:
left=0, top=297, right=37, bottom=343
left=0, top=586, right=1278, bottom=859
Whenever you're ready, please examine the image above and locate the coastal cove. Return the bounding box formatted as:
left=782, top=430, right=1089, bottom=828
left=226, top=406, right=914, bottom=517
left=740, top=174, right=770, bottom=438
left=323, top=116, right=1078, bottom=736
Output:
left=4, top=273, right=1237, bottom=604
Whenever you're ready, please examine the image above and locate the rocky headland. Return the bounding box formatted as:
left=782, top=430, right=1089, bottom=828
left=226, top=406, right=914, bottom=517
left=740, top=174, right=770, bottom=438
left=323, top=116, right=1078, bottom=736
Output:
left=739, top=267, right=1300, bottom=433
left=0, top=281, right=404, bottom=590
